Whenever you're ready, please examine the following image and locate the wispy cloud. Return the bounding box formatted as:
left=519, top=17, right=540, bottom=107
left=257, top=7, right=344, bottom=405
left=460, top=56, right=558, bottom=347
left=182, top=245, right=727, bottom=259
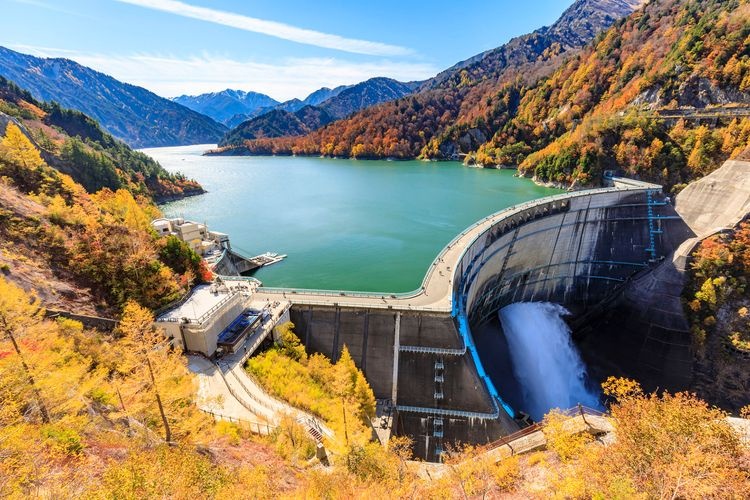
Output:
left=115, top=0, right=413, bottom=57
left=8, top=44, right=437, bottom=101
left=8, top=0, right=91, bottom=18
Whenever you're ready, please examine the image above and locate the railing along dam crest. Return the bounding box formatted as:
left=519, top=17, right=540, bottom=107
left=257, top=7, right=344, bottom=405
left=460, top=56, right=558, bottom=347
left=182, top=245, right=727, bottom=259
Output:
left=251, top=178, right=692, bottom=460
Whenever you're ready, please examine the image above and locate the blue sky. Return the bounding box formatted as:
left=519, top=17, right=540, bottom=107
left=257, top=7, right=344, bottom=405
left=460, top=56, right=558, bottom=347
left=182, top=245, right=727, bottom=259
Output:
left=2, top=0, right=574, bottom=100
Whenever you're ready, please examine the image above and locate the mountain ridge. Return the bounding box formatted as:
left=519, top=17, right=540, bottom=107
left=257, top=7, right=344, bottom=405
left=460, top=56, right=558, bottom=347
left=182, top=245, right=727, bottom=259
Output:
left=172, top=89, right=279, bottom=126
left=0, top=46, right=227, bottom=148
left=214, top=0, right=749, bottom=192
left=213, top=85, right=354, bottom=128
left=218, top=77, right=413, bottom=145
left=421, top=0, right=647, bottom=91
left=0, top=75, right=203, bottom=201
left=216, top=0, right=648, bottom=157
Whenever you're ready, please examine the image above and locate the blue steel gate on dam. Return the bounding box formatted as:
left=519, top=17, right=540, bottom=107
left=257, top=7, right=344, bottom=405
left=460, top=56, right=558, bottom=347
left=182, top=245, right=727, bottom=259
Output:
left=255, top=182, right=695, bottom=461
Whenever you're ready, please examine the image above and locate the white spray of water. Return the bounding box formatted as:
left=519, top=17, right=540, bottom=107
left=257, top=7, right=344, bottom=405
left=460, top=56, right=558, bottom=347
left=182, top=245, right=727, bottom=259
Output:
left=498, top=302, right=600, bottom=421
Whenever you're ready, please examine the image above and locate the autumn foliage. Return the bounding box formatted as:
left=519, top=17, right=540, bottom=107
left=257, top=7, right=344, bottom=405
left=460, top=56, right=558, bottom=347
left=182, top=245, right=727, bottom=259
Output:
left=247, top=322, right=376, bottom=453
left=685, top=222, right=750, bottom=411
left=0, top=123, right=201, bottom=312
left=0, top=76, right=203, bottom=201
left=220, top=0, right=750, bottom=191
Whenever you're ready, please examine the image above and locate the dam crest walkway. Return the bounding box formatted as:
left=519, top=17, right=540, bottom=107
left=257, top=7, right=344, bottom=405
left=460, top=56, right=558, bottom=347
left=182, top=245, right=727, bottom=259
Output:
left=252, top=180, right=662, bottom=312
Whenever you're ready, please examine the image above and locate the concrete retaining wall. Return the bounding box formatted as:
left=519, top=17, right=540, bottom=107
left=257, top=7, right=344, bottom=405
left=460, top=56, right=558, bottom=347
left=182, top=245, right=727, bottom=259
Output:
left=289, top=306, right=484, bottom=405
left=289, top=305, right=518, bottom=460
left=45, top=309, right=118, bottom=331
left=675, top=159, right=750, bottom=236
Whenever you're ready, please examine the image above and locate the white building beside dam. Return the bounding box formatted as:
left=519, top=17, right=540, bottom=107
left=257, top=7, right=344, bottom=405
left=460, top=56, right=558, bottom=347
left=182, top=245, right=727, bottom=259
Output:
left=155, top=279, right=290, bottom=358
left=151, top=217, right=285, bottom=276
left=151, top=217, right=230, bottom=256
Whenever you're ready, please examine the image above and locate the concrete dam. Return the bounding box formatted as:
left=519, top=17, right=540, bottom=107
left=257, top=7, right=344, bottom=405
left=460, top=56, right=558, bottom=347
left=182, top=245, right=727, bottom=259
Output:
left=252, top=161, right=750, bottom=461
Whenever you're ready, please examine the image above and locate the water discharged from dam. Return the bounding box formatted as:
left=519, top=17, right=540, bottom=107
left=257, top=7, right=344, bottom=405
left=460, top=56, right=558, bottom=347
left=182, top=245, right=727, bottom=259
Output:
left=499, top=302, right=601, bottom=421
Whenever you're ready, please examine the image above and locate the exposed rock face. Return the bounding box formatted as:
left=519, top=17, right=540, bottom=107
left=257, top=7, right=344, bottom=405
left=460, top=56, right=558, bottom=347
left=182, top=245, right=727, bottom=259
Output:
left=422, top=0, right=647, bottom=91
left=0, top=46, right=227, bottom=148
left=545, top=0, right=646, bottom=48
left=457, top=129, right=487, bottom=153
left=634, top=76, right=750, bottom=109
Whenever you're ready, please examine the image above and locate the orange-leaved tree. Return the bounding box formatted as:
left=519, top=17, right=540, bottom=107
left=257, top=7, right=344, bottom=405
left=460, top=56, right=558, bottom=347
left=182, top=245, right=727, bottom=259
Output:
left=544, top=377, right=750, bottom=498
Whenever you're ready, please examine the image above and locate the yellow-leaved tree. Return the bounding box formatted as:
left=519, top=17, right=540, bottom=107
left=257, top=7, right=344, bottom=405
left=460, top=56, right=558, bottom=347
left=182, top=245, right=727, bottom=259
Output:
left=0, top=122, right=45, bottom=170
left=0, top=122, right=66, bottom=196
left=0, top=278, right=107, bottom=496
left=542, top=377, right=750, bottom=498
left=0, top=278, right=49, bottom=423
left=114, top=301, right=208, bottom=443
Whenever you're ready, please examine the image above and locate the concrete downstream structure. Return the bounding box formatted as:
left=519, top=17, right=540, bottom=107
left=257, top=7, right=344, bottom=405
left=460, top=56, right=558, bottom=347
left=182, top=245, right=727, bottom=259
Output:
left=250, top=159, right=750, bottom=461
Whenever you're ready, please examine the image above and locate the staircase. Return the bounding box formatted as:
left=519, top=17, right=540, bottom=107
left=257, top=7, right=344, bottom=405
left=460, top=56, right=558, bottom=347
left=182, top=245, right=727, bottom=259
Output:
left=214, top=359, right=332, bottom=443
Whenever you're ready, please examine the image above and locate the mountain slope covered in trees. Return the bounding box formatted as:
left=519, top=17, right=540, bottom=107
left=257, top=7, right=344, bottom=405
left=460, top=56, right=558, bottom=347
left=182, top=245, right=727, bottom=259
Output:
left=218, top=0, right=750, bottom=191
left=216, top=0, right=646, bottom=157
left=493, top=0, right=750, bottom=188
left=0, top=46, right=227, bottom=148
left=0, top=121, right=210, bottom=315
left=219, top=106, right=334, bottom=145
left=218, top=77, right=415, bottom=145
left=0, top=76, right=202, bottom=201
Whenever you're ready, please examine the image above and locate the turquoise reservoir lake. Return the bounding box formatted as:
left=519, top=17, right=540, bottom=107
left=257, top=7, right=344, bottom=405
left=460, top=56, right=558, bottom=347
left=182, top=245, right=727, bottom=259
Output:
left=143, top=145, right=561, bottom=292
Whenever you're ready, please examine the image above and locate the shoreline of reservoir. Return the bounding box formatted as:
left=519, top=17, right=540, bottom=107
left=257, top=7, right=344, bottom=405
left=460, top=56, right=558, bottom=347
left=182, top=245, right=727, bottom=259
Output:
left=142, top=144, right=562, bottom=292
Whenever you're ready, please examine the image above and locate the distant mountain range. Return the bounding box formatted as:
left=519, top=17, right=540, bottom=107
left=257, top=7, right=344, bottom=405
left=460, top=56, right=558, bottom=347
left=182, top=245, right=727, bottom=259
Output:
left=0, top=46, right=227, bottom=148
left=173, top=89, right=279, bottom=126
left=219, top=77, right=415, bottom=145
left=175, top=84, right=354, bottom=128
left=0, top=44, right=416, bottom=149
left=216, top=0, right=650, bottom=159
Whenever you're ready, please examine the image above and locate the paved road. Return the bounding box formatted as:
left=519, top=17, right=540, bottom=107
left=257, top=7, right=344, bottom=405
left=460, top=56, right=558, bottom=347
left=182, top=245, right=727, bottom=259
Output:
left=187, top=355, right=265, bottom=424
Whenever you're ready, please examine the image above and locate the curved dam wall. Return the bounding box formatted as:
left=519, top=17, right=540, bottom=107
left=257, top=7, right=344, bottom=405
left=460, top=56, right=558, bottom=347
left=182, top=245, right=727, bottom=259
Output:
left=581, top=158, right=750, bottom=392
left=264, top=183, right=697, bottom=461
left=454, top=189, right=691, bottom=324
left=452, top=188, right=694, bottom=412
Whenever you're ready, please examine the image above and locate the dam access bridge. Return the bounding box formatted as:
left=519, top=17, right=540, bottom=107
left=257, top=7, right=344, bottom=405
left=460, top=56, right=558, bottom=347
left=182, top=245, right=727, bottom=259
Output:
left=249, top=159, right=750, bottom=461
